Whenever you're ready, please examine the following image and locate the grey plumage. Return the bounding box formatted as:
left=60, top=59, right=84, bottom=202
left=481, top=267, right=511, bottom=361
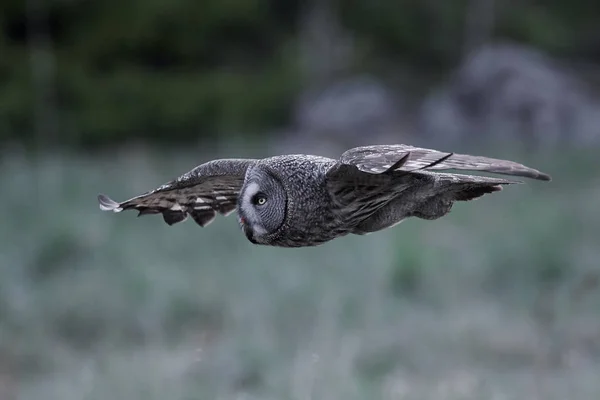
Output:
left=97, top=144, right=551, bottom=248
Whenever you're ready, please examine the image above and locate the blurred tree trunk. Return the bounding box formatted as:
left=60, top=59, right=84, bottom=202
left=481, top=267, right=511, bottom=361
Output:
left=27, top=0, right=58, bottom=149
left=297, top=0, right=355, bottom=85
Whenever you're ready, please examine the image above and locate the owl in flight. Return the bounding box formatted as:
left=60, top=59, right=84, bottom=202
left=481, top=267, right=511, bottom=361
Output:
left=98, top=144, right=551, bottom=248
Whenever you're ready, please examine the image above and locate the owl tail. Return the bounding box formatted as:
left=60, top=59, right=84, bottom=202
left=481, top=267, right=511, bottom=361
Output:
left=439, top=173, right=519, bottom=202
left=452, top=183, right=504, bottom=201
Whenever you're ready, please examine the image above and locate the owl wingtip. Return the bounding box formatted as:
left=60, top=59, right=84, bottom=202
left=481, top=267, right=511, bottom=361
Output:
left=98, top=194, right=123, bottom=212
left=536, top=172, right=552, bottom=181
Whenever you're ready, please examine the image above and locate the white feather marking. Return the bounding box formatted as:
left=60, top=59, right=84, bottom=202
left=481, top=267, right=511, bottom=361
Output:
left=389, top=219, right=405, bottom=228
left=98, top=194, right=123, bottom=212
left=99, top=203, right=123, bottom=212
left=242, top=182, right=260, bottom=206
left=252, top=225, right=267, bottom=235
left=203, top=214, right=216, bottom=227
left=216, top=195, right=228, bottom=201
left=170, top=203, right=184, bottom=211
left=195, top=197, right=206, bottom=203
left=222, top=208, right=236, bottom=216
left=240, top=181, right=267, bottom=233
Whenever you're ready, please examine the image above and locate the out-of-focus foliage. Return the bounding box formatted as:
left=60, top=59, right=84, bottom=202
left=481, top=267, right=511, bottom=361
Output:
left=1, top=0, right=600, bottom=147
left=0, top=0, right=302, bottom=147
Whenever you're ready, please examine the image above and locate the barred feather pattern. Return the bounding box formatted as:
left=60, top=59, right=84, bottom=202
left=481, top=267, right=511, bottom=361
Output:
left=97, top=159, right=254, bottom=227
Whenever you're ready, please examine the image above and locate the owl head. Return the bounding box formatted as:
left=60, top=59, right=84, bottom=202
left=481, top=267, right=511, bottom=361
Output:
left=237, top=163, right=288, bottom=245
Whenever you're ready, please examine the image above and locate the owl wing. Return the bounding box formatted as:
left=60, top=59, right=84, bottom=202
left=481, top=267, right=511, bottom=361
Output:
left=337, top=144, right=552, bottom=181
left=97, top=158, right=256, bottom=227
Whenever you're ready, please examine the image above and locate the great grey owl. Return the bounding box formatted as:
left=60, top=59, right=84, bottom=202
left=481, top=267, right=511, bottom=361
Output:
left=98, top=144, right=551, bottom=247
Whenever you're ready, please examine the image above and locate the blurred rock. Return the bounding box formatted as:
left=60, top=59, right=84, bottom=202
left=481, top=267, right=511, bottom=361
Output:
left=272, top=75, right=411, bottom=156
left=295, top=75, right=400, bottom=134
left=419, top=43, right=600, bottom=147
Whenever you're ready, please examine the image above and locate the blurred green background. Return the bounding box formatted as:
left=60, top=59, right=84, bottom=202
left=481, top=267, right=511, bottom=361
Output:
left=1, top=0, right=600, bottom=399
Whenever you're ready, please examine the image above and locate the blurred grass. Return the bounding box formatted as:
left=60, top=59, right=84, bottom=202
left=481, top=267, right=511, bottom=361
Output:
left=0, top=144, right=599, bottom=399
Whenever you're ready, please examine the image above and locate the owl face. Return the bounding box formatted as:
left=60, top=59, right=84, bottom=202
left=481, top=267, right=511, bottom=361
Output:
left=237, top=166, right=287, bottom=244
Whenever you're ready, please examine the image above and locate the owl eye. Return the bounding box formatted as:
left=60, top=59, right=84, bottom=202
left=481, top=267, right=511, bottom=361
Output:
left=252, top=193, right=267, bottom=206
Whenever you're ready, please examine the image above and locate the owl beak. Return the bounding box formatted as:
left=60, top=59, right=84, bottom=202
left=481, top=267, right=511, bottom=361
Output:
left=243, top=224, right=257, bottom=244
left=238, top=214, right=257, bottom=244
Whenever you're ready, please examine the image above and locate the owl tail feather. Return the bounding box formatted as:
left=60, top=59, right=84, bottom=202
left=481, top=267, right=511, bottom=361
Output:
left=438, top=173, right=519, bottom=202
left=453, top=184, right=504, bottom=201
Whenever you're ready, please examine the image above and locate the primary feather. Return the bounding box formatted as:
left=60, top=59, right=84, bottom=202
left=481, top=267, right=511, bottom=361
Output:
left=98, top=159, right=255, bottom=227
left=339, top=144, right=551, bottom=181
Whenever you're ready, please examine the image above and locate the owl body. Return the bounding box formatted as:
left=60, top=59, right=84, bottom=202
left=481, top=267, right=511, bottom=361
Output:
left=98, top=144, right=551, bottom=248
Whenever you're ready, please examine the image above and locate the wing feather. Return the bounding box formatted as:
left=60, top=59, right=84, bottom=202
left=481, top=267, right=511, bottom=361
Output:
left=97, top=158, right=255, bottom=227
left=338, top=144, right=551, bottom=181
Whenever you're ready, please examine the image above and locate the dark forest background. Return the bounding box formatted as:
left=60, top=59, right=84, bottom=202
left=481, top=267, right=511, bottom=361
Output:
left=2, top=0, right=600, bottom=148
